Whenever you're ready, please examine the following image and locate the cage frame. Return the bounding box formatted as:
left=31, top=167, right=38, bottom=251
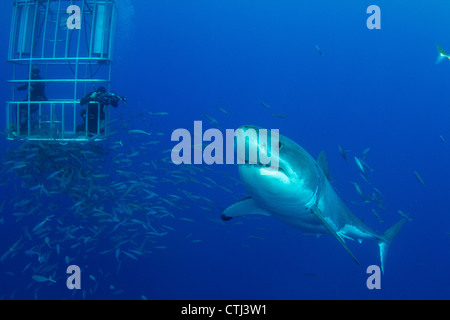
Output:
left=6, top=0, right=117, bottom=142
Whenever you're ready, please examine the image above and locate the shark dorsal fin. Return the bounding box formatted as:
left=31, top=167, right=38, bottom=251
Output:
left=317, top=151, right=330, bottom=180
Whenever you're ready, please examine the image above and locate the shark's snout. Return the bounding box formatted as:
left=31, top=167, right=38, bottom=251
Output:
left=234, top=125, right=280, bottom=172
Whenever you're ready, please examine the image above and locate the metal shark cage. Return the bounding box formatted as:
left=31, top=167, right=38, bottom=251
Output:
left=6, top=0, right=117, bottom=141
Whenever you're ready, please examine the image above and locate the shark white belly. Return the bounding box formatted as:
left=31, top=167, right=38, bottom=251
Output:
left=222, top=125, right=406, bottom=273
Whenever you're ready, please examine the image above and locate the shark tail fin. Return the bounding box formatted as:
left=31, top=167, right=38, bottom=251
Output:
left=436, top=43, right=447, bottom=64
left=377, top=219, right=406, bottom=274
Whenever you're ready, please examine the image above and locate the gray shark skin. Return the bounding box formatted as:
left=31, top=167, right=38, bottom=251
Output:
left=223, top=125, right=405, bottom=273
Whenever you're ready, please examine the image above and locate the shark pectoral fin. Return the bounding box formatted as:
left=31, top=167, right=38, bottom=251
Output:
left=310, top=208, right=360, bottom=265
left=222, top=197, right=270, bottom=221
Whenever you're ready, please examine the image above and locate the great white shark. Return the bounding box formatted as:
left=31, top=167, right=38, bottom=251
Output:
left=222, top=125, right=406, bottom=273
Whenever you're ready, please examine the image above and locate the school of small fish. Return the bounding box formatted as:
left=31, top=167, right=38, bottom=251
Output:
left=0, top=110, right=244, bottom=299
left=338, top=145, right=413, bottom=225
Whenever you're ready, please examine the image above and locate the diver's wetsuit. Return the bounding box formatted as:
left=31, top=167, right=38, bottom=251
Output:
left=77, top=89, right=125, bottom=135
left=17, top=73, right=47, bottom=102
left=17, top=72, right=48, bottom=133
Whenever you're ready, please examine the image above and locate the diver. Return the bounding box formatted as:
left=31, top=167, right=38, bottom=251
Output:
left=16, top=66, right=48, bottom=133
left=76, top=86, right=126, bottom=135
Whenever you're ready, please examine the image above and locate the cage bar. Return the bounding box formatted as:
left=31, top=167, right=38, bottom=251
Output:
left=6, top=0, right=117, bottom=142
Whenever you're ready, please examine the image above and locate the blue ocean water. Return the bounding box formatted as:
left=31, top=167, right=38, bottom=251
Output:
left=0, top=0, right=450, bottom=300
